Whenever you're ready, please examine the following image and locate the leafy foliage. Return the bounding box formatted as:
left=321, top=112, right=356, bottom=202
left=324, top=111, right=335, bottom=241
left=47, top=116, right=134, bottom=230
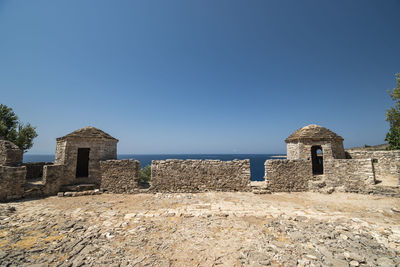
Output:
left=385, top=74, right=400, bottom=150
left=139, top=165, right=151, bottom=183
left=385, top=126, right=400, bottom=150
left=0, top=104, right=38, bottom=152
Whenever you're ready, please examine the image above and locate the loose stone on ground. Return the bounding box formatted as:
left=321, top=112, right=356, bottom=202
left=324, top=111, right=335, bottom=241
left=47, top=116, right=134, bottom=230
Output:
left=0, top=192, right=399, bottom=266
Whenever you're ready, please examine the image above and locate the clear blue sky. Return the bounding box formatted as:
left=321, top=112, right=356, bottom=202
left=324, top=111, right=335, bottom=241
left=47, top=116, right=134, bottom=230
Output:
left=0, top=0, right=399, bottom=154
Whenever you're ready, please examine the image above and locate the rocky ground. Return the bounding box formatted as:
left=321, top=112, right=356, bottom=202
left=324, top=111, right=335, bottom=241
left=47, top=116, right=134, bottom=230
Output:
left=0, top=192, right=399, bottom=266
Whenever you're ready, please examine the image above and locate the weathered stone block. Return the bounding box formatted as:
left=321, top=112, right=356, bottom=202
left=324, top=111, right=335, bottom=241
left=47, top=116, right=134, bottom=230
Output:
left=0, top=140, right=23, bottom=167
left=100, top=159, right=141, bottom=193
left=264, top=159, right=312, bottom=192
left=151, top=159, right=250, bottom=192
left=0, top=165, right=26, bottom=202
left=324, top=159, right=375, bottom=192
left=346, top=150, right=400, bottom=181
left=43, top=164, right=64, bottom=195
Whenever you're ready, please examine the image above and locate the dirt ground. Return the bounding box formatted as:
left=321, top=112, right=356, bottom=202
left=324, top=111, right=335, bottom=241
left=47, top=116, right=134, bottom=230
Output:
left=377, top=175, right=399, bottom=187
left=0, top=192, right=399, bottom=266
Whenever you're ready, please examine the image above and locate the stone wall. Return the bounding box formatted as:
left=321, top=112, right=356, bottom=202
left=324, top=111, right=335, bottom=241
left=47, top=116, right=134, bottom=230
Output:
left=151, top=159, right=250, bottom=192
left=23, top=162, right=53, bottom=180
left=346, top=150, right=400, bottom=181
left=264, top=159, right=313, bottom=192
left=43, top=164, right=65, bottom=195
left=22, top=164, right=65, bottom=199
left=100, top=159, right=141, bottom=193
left=286, top=143, right=300, bottom=160
left=0, top=165, right=26, bottom=201
left=0, top=140, right=23, bottom=166
left=324, top=159, right=375, bottom=192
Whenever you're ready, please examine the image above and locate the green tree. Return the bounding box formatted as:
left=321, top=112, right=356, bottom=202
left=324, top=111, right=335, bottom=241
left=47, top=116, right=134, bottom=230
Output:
left=139, top=165, right=151, bottom=183
left=385, top=73, right=400, bottom=150
left=0, top=104, right=38, bottom=152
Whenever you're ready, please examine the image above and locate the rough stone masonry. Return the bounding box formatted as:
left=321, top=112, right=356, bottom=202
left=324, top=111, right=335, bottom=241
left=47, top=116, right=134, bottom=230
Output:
left=1, top=124, right=400, bottom=201
left=100, top=159, right=141, bottom=193
left=151, top=159, right=251, bottom=192
left=265, top=159, right=312, bottom=192
left=264, top=124, right=400, bottom=193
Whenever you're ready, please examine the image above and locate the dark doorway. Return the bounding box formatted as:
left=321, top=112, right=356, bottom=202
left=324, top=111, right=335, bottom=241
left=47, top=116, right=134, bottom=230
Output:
left=76, top=148, right=90, bottom=178
left=311, top=146, right=323, bottom=175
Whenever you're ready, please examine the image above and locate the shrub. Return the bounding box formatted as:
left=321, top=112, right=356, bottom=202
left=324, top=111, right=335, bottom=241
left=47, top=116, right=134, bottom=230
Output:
left=385, top=74, right=400, bottom=150
left=0, top=104, right=38, bottom=152
left=139, top=165, right=151, bottom=183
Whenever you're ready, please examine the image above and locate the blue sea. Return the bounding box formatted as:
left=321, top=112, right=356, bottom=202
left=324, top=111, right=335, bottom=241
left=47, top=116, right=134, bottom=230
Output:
left=23, top=154, right=286, bottom=181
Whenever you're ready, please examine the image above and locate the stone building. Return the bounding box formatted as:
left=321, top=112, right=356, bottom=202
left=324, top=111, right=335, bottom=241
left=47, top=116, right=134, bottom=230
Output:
left=1, top=127, right=122, bottom=201
left=265, top=124, right=400, bottom=192
left=55, top=126, right=118, bottom=186
left=285, top=124, right=346, bottom=175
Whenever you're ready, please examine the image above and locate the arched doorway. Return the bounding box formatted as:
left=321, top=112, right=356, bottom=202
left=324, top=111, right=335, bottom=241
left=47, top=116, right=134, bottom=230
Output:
left=311, top=146, right=323, bottom=175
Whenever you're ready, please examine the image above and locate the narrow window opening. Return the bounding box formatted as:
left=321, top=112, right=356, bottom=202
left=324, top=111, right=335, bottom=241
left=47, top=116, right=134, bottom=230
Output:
left=311, top=146, right=323, bottom=175
left=76, top=148, right=90, bottom=178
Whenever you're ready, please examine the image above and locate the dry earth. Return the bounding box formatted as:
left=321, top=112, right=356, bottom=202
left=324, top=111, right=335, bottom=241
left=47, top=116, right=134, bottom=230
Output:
left=0, top=192, right=399, bottom=266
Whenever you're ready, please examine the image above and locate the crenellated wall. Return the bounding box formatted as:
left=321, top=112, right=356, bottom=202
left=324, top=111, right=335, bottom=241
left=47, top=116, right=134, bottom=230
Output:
left=151, top=159, right=251, bottom=192
left=23, top=162, right=53, bottom=180
left=264, top=159, right=313, bottom=192
left=1, top=124, right=399, bottom=201
left=20, top=164, right=65, bottom=199
left=100, top=159, right=141, bottom=193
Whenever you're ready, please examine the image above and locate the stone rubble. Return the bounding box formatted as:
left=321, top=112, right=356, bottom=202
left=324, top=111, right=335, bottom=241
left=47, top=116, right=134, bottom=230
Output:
left=0, top=192, right=399, bottom=266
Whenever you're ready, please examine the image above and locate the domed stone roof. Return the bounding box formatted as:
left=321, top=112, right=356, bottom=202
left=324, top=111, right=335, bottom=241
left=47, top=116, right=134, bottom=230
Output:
left=285, top=124, right=343, bottom=143
left=57, top=126, right=118, bottom=141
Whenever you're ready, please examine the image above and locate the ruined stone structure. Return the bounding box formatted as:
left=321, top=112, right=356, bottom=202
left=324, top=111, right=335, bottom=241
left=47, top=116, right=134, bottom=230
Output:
left=346, top=149, right=400, bottom=182
left=1, top=124, right=399, bottom=201
left=55, top=127, right=118, bottom=186
left=23, top=162, right=53, bottom=179
left=265, top=124, right=399, bottom=193
left=0, top=140, right=26, bottom=201
left=285, top=124, right=346, bottom=166
left=151, top=159, right=250, bottom=192
left=323, top=159, right=375, bottom=191
left=100, top=159, right=141, bottom=193
left=0, top=127, right=120, bottom=201
left=0, top=139, right=23, bottom=167
left=264, top=159, right=312, bottom=192
left=0, top=165, right=26, bottom=201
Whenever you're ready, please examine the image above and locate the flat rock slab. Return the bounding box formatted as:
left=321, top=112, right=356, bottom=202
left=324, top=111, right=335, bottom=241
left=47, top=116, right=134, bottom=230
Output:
left=0, top=192, right=399, bottom=266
